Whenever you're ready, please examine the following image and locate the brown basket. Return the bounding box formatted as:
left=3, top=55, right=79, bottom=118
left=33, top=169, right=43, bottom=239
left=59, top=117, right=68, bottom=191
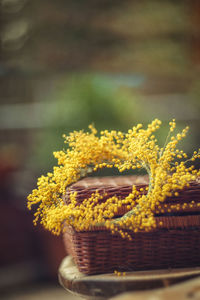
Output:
left=63, top=176, right=200, bottom=275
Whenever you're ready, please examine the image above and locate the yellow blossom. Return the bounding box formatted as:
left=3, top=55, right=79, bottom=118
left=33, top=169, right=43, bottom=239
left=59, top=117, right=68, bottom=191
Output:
left=27, top=120, right=200, bottom=237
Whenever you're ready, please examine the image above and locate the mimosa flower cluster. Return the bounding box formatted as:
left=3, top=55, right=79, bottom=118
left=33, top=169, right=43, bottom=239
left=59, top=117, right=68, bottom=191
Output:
left=27, top=119, right=200, bottom=238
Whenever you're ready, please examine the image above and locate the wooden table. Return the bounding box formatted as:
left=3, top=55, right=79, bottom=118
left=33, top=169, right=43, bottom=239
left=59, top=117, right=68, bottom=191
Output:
left=58, top=256, right=200, bottom=299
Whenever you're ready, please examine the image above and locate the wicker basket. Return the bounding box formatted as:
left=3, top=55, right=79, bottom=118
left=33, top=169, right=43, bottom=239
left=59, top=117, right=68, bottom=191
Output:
left=63, top=176, right=200, bottom=275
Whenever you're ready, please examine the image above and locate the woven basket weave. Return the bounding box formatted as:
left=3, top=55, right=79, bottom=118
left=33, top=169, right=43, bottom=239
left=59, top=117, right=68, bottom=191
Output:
left=63, top=176, right=200, bottom=275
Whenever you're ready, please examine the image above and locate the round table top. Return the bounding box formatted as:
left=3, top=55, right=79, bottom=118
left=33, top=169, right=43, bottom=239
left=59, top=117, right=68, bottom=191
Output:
left=58, top=256, right=200, bottom=300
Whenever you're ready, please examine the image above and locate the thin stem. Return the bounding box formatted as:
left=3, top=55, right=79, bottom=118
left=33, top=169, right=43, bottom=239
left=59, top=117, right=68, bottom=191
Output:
left=159, top=129, right=172, bottom=159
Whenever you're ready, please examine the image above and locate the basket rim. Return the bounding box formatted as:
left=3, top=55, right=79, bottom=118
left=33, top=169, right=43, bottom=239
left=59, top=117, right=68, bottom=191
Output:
left=64, top=213, right=200, bottom=234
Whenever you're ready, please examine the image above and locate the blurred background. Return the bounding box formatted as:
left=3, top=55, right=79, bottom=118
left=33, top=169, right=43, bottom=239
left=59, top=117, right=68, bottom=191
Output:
left=0, top=0, right=200, bottom=299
